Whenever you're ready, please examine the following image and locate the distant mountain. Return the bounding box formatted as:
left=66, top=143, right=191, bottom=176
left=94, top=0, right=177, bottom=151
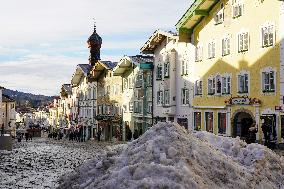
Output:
left=3, top=89, right=56, bottom=109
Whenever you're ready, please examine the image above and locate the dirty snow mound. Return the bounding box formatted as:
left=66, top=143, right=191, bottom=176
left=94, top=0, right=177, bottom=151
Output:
left=58, top=123, right=284, bottom=189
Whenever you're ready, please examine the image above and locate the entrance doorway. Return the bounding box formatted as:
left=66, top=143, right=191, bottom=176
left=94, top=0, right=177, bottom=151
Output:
left=233, top=112, right=254, bottom=139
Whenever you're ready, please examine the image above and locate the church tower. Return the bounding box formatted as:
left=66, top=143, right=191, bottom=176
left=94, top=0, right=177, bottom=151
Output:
left=87, top=22, right=102, bottom=66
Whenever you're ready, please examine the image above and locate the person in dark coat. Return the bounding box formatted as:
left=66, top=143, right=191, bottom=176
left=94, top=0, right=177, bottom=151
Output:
left=25, top=132, right=29, bottom=142
left=1, top=124, right=4, bottom=136
left=261, top=120, right=269, bottom=145
left=247, top=123, right=258, bottom=144
left=97, top=127, right=102, bottom=142
left=133, top=129, right=139, bottom=140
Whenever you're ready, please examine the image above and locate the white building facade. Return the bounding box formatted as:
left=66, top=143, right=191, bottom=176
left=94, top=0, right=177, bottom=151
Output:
left=141, top=30, right=195, bottom=129
left=71, top=64, right=97, bottom=140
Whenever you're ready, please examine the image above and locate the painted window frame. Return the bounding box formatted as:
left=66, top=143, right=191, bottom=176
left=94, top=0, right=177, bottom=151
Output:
left=222, top=36, right=231, bottom=56
left=181, top=88, right=189, bottom=105
left=232, top=0, right=244, bottom=18
left=261, top=23, right=275, bottom=48
left=195, top=80, right=203, bottom=96
left=208, top=41, right=216, bottom=59
left=164, top=90, right=170, bottom=106
left=237, top=71, right=250, bottom=94
left=261, top=67, right=276, bottom=93
left=156, top=65, right=163, bottom=80
left=238, top=31, right=249, bottom=52
left=218, top=112, right=227, bottom=135
left=157, top=90, right=163, bottom=106
left=204, top=111, right=214, bottom=133
left=207, top=77, right=216, bottom=95
left=214, top=3, right=224, bottom=25
left=181, top=60, right=189, bottom=76
left=195, top=45, right=203, bottom=62
left=221, top=75, right=231, bottom=95
left=164, top=56, right=170, bottom=78
left=135, top=73, right=143, bottom=88
left=194, top=111, right=202, bottom=131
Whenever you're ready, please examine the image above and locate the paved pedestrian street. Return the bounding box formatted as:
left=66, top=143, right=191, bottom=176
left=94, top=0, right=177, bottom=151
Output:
left=0, top=138, right=115, bottom=189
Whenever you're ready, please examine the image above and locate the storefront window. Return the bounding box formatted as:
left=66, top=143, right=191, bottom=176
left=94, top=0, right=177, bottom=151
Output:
left=168, top=117, right=174, bottom=122
left=177, top=118, right=188, bottom=129
left=218, top=113, right=226, bottom=134
left=194, top=112, right=201, bottom=131
left=205, top=112, right=213, bottom=133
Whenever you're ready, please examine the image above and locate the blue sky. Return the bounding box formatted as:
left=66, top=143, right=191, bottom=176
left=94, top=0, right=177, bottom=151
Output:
left=0, top=0, right=191, bottom=96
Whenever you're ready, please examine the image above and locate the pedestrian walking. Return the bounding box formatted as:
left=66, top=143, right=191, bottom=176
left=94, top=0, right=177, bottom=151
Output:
left=261, top=120, right=269, bottom=146
left=25, top=132, right=29, bottom=142
left=17, top=133, right=22, bottom=142
left=247, top=123, right=258, bottom=144
left=133, top=129, right=139, bottom=140
left=1, top=124, right=4, bottom=136
left=97, top=127, right=102, bottom=142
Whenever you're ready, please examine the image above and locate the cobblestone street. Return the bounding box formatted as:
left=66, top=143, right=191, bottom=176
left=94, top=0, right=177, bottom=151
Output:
left=0, top=138, right=115, bottom=189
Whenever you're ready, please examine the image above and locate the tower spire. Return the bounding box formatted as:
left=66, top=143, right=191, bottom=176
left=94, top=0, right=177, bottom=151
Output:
left=87, top=18, right=102, bottom=66
left=93, top=18, right=96, bottom=32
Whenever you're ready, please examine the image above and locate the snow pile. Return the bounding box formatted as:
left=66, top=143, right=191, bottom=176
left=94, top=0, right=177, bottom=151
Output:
left=58, top=123, right=284, bottom=189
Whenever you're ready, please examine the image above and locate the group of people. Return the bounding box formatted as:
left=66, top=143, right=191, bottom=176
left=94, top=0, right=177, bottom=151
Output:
left=48, top=131, right=64, bottom=140
left=68, top=130, right=83, bottom=142
left=16, top=132, right=33, bottom=142
left=246, top=120, right=276, bottom=149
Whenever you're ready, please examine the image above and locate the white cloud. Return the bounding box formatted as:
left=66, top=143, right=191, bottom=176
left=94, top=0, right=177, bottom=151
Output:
left=0, top=55, right=86, bottom=95
left=0, top=0, right=193, bottom=95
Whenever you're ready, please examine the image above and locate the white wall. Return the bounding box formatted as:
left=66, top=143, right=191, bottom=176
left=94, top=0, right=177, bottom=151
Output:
left=153, top=36, right=195, bottom=129
left=280, top=2, right=284, bottom=107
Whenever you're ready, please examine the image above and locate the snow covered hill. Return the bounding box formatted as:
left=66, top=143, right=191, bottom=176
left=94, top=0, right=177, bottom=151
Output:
left=58, top=122, right=284, bottom=189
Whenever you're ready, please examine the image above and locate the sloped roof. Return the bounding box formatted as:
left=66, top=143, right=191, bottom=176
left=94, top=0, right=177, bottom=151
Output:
left=62, top=84, right=72, bottom=95
left=78, top=64, right=92, bottom=75
left=141, top=30, right=179, bottom=54
left=176, top=0, right=219, bottom=34
left=129, top=55, right=153, bottom=64
left=0, top=86, right=4, bottom=89
left=2, top=94, right=15, bottom=102
left=113, top=55, right=153, bottom=76
left=101, top=61, right=117, bottom=70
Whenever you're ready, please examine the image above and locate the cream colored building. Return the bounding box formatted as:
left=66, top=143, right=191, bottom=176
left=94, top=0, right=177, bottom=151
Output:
left=71, top=64, right=97, bottom=140
left=176, top=0, right=284, bottom=143
left=92, top=61, right=123, bottom=141
left=141, top=30, right=195, bottom=129
left=113, top=55, right=154, bottom=141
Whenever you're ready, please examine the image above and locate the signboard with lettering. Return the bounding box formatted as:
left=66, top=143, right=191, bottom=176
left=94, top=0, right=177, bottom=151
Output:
left=231, top=97, right=250, bottom=105
left=225, top=97, right=261, bottom=106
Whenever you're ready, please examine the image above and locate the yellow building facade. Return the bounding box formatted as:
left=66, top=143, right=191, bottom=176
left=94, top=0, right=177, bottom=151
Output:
left=177, top=0, right=284, bottom=142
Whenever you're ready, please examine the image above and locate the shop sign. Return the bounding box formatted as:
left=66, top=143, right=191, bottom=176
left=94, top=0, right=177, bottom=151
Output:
left=225, top=96, right=261, bottom=105
left=231, top=97, right=250, bottom=105
left=275, top=106, right=282, bottom=111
